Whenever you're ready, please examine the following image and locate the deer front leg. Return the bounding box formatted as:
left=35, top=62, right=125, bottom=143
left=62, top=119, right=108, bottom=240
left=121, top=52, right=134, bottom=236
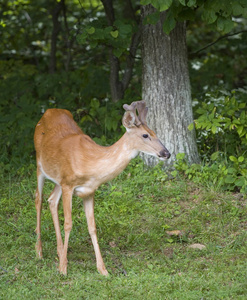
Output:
left=83, top=195, right=108, bottom=276
left=48, top=184, right=63, bottom=259
left=59, top=186, right=73, bottom=275
left=35, top=170, right=45, bottom=259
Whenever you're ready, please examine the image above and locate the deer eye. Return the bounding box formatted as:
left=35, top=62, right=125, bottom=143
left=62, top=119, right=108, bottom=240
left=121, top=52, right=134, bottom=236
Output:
left=142, top=134, right=149, bottom=139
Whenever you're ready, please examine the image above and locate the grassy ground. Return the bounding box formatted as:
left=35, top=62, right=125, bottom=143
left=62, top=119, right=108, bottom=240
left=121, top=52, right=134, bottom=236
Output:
left=0, top=161, right=246, bottom=299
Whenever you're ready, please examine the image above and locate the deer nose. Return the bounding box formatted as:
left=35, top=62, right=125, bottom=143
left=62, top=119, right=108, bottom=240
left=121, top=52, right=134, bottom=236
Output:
left=159, top=149, right=170, bottom=159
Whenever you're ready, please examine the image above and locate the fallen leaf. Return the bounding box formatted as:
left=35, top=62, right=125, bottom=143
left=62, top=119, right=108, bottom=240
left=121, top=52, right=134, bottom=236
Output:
left=166, top=230, right=184, bottom=236
left=109, top=241, right=117, bottom=248
left=188, top=243, right=206, bottom=250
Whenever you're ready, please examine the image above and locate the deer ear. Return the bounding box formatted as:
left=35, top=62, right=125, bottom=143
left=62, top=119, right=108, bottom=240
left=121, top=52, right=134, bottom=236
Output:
left=122, top=111, right=136, bottom=129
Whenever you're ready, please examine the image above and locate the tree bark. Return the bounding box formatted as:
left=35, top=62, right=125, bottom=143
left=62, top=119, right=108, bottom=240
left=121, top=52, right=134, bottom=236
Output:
left=141, top=6, right=200, bottom=166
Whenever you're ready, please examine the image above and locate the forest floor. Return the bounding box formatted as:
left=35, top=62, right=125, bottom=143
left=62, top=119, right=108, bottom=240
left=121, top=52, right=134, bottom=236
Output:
left=0, top=161, right=246, bottom=299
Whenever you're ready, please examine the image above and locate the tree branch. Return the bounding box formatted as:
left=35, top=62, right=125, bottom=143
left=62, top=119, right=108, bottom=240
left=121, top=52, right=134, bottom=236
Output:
left=101, top=0, right=115, bottom=25
left=101, top=0, right=123, bottom=102
left=192, top=30, right=247, bottom=55
left=122, top=30, right=141, bottom=91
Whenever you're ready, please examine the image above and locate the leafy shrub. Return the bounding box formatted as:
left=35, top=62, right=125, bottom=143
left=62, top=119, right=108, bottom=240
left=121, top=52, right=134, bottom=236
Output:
left=190, top=89, right=247, bottom=159
left=175, top=89, right=247, bottom=193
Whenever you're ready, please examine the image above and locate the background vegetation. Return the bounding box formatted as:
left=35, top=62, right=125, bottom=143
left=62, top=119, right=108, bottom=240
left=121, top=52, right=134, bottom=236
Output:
left=0, top=1, right=247, bottom=298
left=1, top=1, right=247, bottom=177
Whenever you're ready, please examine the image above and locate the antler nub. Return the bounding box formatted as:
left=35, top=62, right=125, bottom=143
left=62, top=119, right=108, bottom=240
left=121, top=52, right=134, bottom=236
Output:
left=123, top=100, right=148, bottom=126
left=136, top=101, right=148, bottom=125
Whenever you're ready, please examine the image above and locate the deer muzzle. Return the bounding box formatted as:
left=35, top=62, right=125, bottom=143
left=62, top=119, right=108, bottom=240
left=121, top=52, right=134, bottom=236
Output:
left=158, top=148, right=171, bottom=159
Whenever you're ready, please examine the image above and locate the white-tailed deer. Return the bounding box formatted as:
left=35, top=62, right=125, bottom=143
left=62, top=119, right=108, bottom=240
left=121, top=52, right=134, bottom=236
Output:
left=34, top=100, right=170, bottom=275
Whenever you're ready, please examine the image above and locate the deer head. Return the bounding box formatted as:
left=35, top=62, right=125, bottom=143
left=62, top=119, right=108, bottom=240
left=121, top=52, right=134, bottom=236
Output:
left=122, top=100, right=170, bottom=160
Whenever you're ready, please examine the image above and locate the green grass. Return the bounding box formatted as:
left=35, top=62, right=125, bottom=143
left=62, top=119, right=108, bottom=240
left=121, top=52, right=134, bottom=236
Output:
left=0, top=161, right=246, bottom=299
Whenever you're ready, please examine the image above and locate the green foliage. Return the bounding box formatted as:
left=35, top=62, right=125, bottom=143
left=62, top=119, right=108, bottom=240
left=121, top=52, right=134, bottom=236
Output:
left=0, top=59, right=124, bottom=171
left=0, top=60, right=39, bottom=170
left=174, top=90, right=247, bottom=192
left=0, top=0, right=84, bottom=69
left=142, top=0, right=247, bottom=34
left=191, top=89, right=247, bottom=158
left=140, top=0, right=173, bottom=12
left=141, top=0, right=247, bottom=34
left=225, top=155, right=247, bottom=191
left=76, top=98, right=125, bottom=145
left=77, top=18, right=136, bottom=58
left=189, top=18, right=247, bottom=94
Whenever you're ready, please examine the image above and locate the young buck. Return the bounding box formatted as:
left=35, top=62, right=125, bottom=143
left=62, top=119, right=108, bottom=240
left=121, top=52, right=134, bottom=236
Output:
left=34, top=100, right=170, bottom=275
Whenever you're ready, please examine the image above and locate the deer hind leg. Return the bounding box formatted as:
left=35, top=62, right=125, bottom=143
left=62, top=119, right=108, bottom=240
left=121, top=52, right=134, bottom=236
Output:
left=35, top=168, right=45, bottom=258
left=59, top=186, right=73, bottom=275
left=83, top=195, right=108, bottom=276
left=48, top=184, right=63, bottom=259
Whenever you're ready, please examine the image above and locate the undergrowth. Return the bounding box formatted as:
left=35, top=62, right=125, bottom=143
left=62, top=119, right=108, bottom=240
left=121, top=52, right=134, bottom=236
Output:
left=173, top=152, right=247, bottom=193
left=0, top=160, right=246, bottom=299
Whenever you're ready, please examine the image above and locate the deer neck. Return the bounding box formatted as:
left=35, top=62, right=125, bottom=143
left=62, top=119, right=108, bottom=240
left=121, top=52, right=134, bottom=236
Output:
left=74, top=133, right=138, bottom=197
left=94, top=132, right=139, bottom=183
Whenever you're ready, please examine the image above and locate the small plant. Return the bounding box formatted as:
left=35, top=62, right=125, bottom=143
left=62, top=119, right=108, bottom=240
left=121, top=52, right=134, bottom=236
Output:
left=173, top=152, right=247, bottom=193
left=224, top=155, right=247, bottom=192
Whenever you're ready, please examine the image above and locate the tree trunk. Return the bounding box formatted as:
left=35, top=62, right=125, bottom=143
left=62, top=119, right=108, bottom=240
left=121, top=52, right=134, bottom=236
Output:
left=141, top=6, right=200, bottom=167
left=101, top=0, right=141, bottom=102
left=50, top=1, right=63, bottom=74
